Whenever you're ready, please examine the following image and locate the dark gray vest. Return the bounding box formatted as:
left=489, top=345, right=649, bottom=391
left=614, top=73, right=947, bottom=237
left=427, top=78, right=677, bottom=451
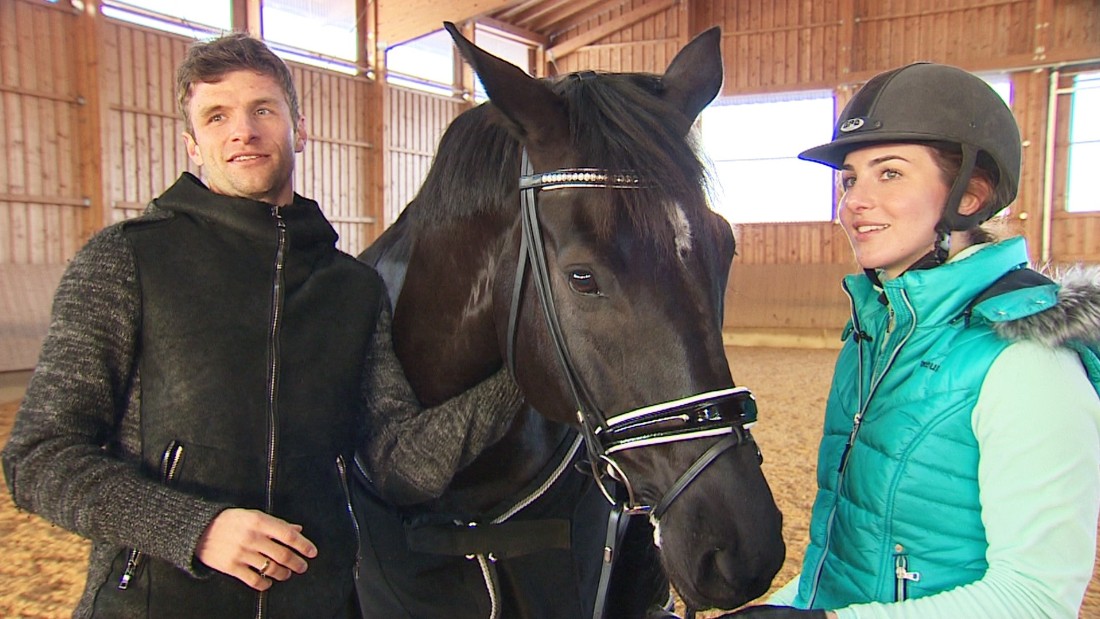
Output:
left=94, top=174, right=384, bottom=619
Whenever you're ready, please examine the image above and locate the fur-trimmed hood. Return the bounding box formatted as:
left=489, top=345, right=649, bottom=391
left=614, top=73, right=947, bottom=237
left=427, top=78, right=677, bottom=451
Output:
left=993, top=265, right=1100, bottom=347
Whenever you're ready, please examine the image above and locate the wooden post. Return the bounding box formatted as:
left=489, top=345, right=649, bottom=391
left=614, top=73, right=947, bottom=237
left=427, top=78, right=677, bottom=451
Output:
left=362, top=0, right=386, bottom=234
left=231, top=0, right=262, bottom=37
left=74, top=0, right=106, bottom=238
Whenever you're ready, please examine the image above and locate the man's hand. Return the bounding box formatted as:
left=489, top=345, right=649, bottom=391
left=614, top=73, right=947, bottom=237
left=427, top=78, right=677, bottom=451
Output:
left=196, top=508, right=318, bottom=591
left=714, top=606, right=829, bottom=619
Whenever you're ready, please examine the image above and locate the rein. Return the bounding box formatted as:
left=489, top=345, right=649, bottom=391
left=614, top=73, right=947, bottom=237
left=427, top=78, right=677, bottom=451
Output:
left=506, top=150, right=759, bottom=519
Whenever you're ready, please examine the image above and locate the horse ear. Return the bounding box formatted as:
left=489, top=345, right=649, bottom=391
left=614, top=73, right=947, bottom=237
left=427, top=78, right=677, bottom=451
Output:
left=443, top=22, right=569, bottom=154
left=660, top=27, right=724, bottom=129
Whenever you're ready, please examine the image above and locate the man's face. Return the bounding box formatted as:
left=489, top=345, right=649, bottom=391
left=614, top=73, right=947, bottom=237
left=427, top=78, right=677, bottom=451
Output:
left=182, top=70, right=306, bottom=206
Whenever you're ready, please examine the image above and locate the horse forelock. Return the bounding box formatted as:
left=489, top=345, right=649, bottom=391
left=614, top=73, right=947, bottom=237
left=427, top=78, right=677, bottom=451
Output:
left=548, top=72, right=729, bottom=261
left=411, top=70, right=727, bottom=262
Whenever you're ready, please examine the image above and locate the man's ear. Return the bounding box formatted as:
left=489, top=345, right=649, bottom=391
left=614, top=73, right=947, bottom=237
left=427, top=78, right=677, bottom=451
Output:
left=958, top=175, right=994, bottom=217
left=182, top=131, right=204, bottom=166
left=294, top=117, right=307, bottom=153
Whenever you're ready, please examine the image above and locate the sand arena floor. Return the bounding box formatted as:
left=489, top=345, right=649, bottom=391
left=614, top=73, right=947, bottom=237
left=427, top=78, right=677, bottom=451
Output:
left=1, top=346, right=1097, bottom=618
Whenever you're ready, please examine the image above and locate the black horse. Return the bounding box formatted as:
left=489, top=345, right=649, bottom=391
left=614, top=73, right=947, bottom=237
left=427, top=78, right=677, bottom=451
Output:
left=353, top=25, right=785, bottom=618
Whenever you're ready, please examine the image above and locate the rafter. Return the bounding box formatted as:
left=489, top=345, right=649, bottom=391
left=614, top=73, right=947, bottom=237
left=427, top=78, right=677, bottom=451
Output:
left=521, top=0, right=608, bottom=36
left=378, top=0, right=523, bottom=47
left=545, top=0, right=676, bottom=60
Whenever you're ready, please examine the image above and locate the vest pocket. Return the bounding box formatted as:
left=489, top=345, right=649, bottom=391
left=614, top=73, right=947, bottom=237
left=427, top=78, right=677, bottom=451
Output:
left=118, top=440, right=186, bottom=590
left=893, top=547, right=921, bottom=602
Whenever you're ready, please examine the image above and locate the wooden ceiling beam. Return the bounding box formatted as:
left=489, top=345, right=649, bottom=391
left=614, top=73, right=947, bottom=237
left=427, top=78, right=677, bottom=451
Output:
left=546, top=0, right=676, bottom=60
left=494, top=0, right=546, bottom=22
left=502, top=0, right=582, bottom=29
left=474, top=17, right=548, bottom=47
left=377, top=0, right=521, bottom=47
left=521, top=0, right=606, bottom=36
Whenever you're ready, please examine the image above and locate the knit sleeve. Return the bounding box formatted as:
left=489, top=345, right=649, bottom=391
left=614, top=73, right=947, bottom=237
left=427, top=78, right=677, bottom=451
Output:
left=358, top=302, right=525, bottom=505
left=836, top=340, right=1100, bottom=619
left=0, top=226, right=228, bottom=574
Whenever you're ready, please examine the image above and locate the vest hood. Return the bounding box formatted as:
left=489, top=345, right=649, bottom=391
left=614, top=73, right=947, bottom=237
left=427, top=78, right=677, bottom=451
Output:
left=993, top=266, right=1100, bottom=347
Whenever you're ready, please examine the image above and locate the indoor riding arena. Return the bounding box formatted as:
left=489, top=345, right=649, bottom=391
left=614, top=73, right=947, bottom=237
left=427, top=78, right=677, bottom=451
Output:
left=1, top=0, right=1098, bottom=618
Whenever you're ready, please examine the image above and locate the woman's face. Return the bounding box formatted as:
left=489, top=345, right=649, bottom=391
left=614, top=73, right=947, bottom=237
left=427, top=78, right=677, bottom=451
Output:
left=838, top=143, right=950, bottom=279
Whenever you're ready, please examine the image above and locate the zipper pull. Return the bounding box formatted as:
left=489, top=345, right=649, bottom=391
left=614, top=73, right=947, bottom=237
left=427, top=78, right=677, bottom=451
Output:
left=118, top=548, right=142, bottom=589
left=894, top=549, right=921, bottom=602
left=837, top=413, right=863, bottom=473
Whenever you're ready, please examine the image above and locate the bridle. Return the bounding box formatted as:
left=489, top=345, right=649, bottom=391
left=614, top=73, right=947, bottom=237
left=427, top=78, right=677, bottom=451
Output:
left=505, top=149, right=760, bottom=520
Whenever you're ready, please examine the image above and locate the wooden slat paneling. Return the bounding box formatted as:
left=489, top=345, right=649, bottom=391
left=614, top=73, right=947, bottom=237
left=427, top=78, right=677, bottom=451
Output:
left=384, top=86, right=464, bottom=226
left=97, top=21, right=379, bottom=255
left=0, top=0, right=82, bottom=266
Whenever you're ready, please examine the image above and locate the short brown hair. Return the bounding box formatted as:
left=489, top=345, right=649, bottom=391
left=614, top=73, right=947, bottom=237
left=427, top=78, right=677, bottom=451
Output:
left=176, top=32, right=300, bottom=132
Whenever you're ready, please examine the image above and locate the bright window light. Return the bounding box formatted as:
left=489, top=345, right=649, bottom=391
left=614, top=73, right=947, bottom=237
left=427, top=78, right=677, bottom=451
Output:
left=1067, top=72, right=1100, bottom=213
left=262, top=0, right=358, bottom=63
left=473, top=27, right=531, bottom=101
left=101, top=0, right=229, bottom=37
left=982, top=74, right=1013, bottom=107
left=701, top=94, right=835, bottom=224
left=386, top=30, right=456, bottom=95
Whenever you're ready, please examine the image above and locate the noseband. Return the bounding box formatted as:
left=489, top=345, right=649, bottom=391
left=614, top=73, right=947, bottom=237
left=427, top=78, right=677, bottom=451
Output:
left=505, top=150, right=759, bottom=519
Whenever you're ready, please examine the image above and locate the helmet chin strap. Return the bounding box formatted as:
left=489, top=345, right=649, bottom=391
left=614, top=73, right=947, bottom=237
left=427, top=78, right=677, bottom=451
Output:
left=940, top=144, right=981, bottom=231
left=865, top=144, right=984, bottom=286
left=905, top=143, right=981, bottom=274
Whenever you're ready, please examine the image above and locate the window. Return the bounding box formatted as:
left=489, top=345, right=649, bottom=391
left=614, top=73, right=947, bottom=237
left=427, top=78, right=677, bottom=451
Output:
left=1066, top=72, right=1100, bottom=213
left=101, top=0, right=358, bottom=74
left=101, top=0, right=230, bottom=38
left=472, top=27, right=532, bottom=101
left=261, top=0, right=358, bottom=66
left=386, top=30, right=456, bottom=95
left=701, top=93, right=835, bottom=224
left=385, top=26, right=532, bottom=98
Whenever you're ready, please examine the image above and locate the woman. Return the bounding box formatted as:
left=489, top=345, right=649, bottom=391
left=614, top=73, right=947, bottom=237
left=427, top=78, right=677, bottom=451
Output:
left=725, top=62, right=1100, bottom=619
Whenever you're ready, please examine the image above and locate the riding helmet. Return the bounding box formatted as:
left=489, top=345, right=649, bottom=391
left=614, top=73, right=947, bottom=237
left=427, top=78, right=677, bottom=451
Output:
left=799, top=62, right=1022, bottom=230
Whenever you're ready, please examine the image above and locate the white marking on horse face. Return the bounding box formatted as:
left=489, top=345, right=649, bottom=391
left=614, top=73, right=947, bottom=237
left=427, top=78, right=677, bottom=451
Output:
left=672, top=204, right=693, bottom=260
left=650, top=515, right=663, bottom=548
left=462, top=251, right=497, bottom=320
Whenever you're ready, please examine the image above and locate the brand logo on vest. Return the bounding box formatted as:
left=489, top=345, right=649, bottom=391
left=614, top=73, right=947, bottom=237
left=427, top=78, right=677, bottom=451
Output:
left=920, top=360, right=941, bottom=372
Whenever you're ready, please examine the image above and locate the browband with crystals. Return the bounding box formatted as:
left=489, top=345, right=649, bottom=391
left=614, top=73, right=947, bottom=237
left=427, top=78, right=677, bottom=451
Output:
left=519, top=168, right=644, bottom=191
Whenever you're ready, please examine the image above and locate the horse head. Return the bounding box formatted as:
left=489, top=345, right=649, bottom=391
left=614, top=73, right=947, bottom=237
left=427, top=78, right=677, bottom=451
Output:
left=436, top=24, right=787, bottom=610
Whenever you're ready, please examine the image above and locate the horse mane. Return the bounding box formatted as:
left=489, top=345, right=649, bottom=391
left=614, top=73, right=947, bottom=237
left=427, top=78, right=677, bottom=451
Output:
left=408, top=71, right=725, bottom=257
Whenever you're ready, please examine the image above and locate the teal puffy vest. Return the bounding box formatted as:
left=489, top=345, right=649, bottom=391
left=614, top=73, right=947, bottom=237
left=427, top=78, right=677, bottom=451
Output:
left=794, top=238, right=1094, bottom=608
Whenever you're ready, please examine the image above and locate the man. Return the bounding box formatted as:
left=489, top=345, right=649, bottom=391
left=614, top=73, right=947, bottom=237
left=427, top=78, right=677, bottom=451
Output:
left=1, top=33, right=521, bottom=619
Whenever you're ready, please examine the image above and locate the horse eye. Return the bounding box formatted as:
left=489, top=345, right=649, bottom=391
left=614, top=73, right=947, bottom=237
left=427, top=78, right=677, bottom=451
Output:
left=568, top=269, right=600, bottom=295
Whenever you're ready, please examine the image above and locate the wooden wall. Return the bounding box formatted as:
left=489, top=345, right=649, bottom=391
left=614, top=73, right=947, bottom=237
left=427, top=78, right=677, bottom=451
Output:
left=517, top=0, right=1099, bottom=341
left=2, top=0, right=1098, bottom=368
left=384, top=86, right=466, bottom=226
left=99, top=19, right=380, bottom=252
left=0, top=0, right=85, bottom=266
left=0, top=0, right=381, bottom=371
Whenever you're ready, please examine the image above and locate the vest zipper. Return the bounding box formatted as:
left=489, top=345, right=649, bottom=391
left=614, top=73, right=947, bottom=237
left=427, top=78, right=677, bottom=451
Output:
left=894, top=548, right=920, bottom=602
left=119, top=441, right=185, bottom=589
left=336, top=455, right=362, bottom=579
left=807, top=287, right=916, bottom=607
left=257, top=206, right=288, bottom=619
